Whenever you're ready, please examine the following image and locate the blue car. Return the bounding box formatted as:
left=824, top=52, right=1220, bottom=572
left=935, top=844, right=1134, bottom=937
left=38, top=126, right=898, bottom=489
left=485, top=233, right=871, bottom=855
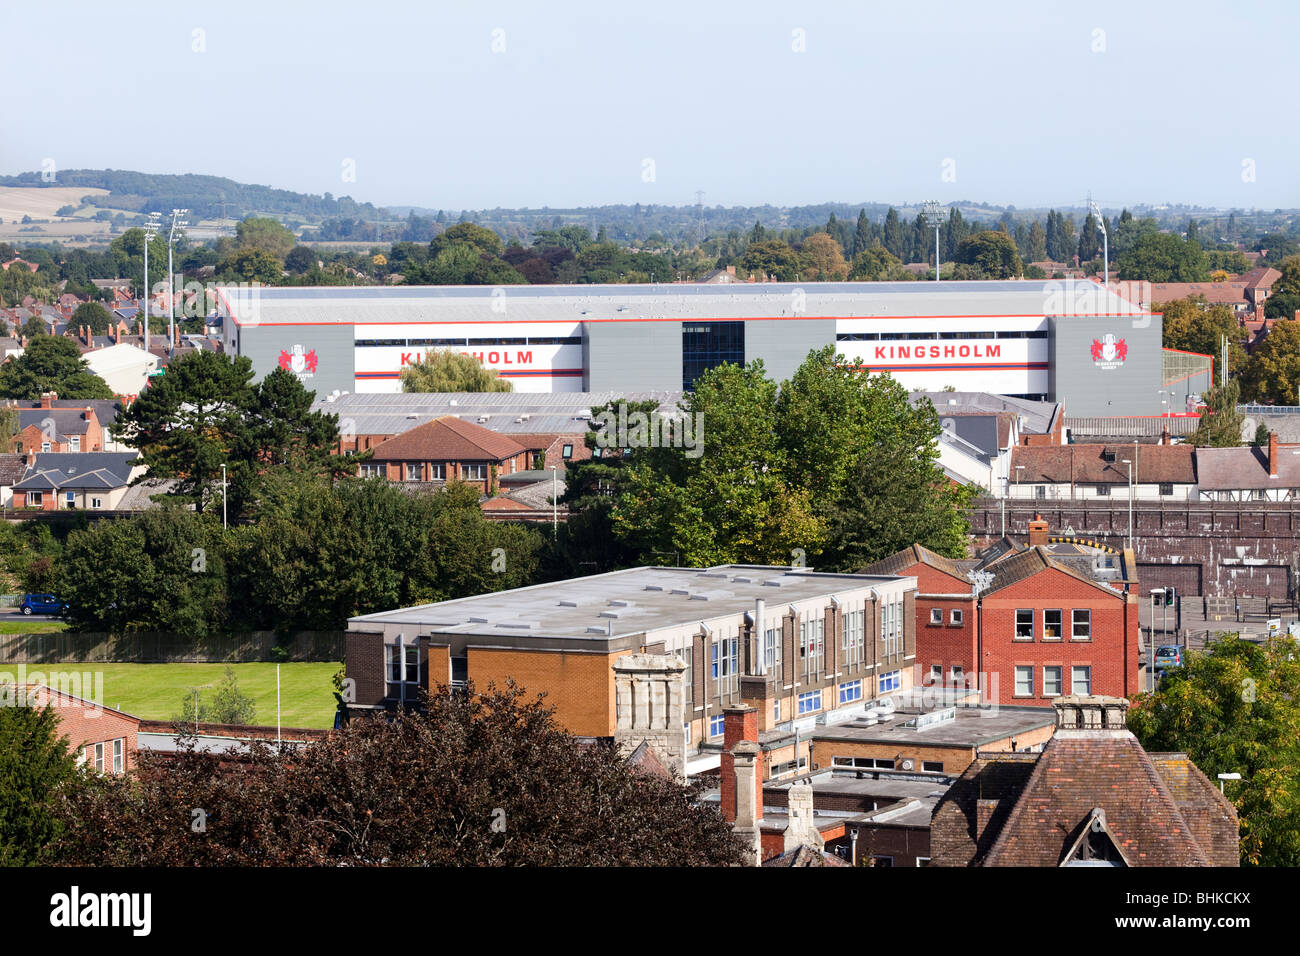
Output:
left=1154, top=645, right=1184, bottom=671
left=19, top=594, right=66, bottom=616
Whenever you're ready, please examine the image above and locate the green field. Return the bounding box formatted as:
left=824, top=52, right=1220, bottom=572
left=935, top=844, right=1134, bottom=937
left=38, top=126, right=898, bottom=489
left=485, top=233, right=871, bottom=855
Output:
left=27, top=662, right=343, bottom=729
left=0, top=620, right=69, bottom=634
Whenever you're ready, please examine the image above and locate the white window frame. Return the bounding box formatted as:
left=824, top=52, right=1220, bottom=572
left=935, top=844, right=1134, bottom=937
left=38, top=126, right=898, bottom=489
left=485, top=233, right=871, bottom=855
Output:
left=1072, top=665, right=1092, bottom=695
left=91, top=497, right=103, bottom=509
left=1015, top=609, right=1034, bottom=640
left=385, top=641, right=422, bottom=703
left=93, top=741, right=105, bottom=773
left=797, top=689, right=822, bottom=715
left=1072, top=609, right=1092, bottom=641
left=843, top=609, right=864, bottom=666
left=800, top=617, right=824, bottom=679
left=929, top=608, right=942, bottom=625
left=405, top=463, right=422, bottom=481
left=1014, top=665, right=1034, bottom=697
left=1043, top=665, right=1063, bottom=697
left=112, top=738, right=124, bottom=774
left=70, top=436, right=80, bottom=451
left=763, top=625, right=781, bottom=675
left=878, top=670, right=901, bottom=694
left=463, top=463, right=487, bottom=481
left=708, top=713, right=725, bottom=738
left=950, top=609, right=963, bottom=626
left=929, top=664, right=943, bottom=684
left=1043, top=609, right=1063, bottom=641
left=431, top=463, right=446, bottom=480
left=838, top=679, right=863, bottom=705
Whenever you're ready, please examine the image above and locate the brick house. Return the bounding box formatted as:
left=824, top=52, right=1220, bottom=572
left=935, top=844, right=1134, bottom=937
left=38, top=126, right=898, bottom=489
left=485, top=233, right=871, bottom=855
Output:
left=361, top=416, right=530, bottom=494
left=930, top=696, right=1238, bottom=866
left=9, top=451, right=143, bottom=511
left=863, top=534, right=1140, bottom=706
left=11, top=399, right=105, bottom=454
left=10, top=683, right=140, bottom=775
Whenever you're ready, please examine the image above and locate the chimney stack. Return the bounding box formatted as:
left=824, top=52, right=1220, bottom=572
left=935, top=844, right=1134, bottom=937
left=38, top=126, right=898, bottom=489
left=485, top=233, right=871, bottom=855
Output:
left=1269, top=431, right=1279, bottom=478
left=1028, top=513, right=1049, bottom=547
left=611, top=653, right=687, bottom=780
left=783, top=782, right=824, bottom=854
left=720, top=705, right=759, bottom=823
left=731, top=740, right=763, bottom=866
left=40, top=391, right=56, bottom=409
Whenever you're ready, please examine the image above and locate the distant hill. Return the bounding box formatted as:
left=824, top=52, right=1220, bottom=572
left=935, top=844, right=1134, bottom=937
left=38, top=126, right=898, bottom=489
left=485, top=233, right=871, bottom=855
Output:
left=0, top=169, right=380, bottom=225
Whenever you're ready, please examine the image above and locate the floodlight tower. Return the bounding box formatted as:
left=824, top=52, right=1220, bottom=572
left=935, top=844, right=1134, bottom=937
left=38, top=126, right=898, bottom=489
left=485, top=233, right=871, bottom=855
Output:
left=142, top=212, right=161, bottom=351
left=167, top=209, right=188, bottom=356
left=922, top=201, right=944, bottom=280
left=1090, top=199, right=1109, bottom=286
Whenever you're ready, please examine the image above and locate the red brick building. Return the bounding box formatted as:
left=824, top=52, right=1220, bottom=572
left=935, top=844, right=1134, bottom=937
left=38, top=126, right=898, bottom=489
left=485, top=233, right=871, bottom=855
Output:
left=863, top=536, right=1141, bottom=705
left=10, top=393, right=106, bottom=455
left=360, top=415, right=531, bottom=494
left=13, top=683, right=140, bottom=774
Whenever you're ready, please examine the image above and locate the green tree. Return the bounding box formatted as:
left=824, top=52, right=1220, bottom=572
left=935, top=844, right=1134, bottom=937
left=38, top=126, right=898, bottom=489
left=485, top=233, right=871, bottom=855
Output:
left=848, top=246, right=908, bottom=281
left=851, top=209, right=871, bottom=258
left=399, top=349, right=512, bottom=392
left=1186, top=379, right=1245, bottom=447
left=1116, top=232, right=1209, bottom=282
left=284, top=245, right=317, bottom=274
left=235, top=216, right=297, bottom=258
left=800, top=233, right=849, bottom=281
left=740, top=240, right=801, bottom=281
left=217, top=247, right=284, bottom=284
left=0, top=701, right=81, bottom=866
left=954, top=231, right=1023, bottom=278
left=0, top=335, right=114, bottom=400
left=1241, top=319, right=1300, bottom=405
left=611, top=360, right=825, bottom=566
left=207, top=666, right=256, bottom=725
left=430, top=222, right=504, bottom=259
left=1128, top=633, right=1300, bottom=866
left=1023, top=220, right=1047, bottom=262
left=1158, top=296, right=1248, bottom=368
left=71, top=300, right=115, bottom=336
left=1264, top=255, right=1300, bottom=321
left=882, top=208, right=905, bottom=259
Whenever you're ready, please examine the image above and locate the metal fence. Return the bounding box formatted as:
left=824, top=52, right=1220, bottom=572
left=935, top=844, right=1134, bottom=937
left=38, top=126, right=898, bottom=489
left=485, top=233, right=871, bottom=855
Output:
left=0, top=631, right=345, bottom=665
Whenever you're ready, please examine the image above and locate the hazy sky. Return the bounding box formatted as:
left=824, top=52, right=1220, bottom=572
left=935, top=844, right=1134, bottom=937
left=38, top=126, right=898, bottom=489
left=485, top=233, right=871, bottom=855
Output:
left=3, top=0, right=1296, bottom=212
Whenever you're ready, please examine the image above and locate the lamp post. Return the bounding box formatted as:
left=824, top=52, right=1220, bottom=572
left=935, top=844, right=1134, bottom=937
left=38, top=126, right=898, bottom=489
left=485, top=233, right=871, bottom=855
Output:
left=221, top=463, right=227, bottom=530
left=142, top=212, right=160, bottom=351
left=1121, top=457, right=1134, bottom=552
left=1217, top=772, right=1242, bottom=794
left=167, top=208, right=188, bottom=356
left=1090, top=200, right=1108, bottom=286
left=550, top=465, right=557, bottom=534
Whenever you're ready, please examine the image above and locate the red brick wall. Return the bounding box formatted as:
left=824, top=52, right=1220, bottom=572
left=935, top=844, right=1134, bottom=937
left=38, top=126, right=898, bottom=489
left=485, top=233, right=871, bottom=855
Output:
left=916, top=595, right=978, bottom=683
left=37, top=693, right=138, bottom=773
left=980, top=568, right=1136, bottom=705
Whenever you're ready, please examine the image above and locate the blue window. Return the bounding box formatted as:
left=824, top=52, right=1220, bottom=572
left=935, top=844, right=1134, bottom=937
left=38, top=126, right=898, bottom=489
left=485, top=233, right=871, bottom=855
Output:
left=878, top=670, right=901, bottom=694
left=839, top=679, right=863, bottom=704
left=797, top=690, right=822, bottom=715
left=774, top=698, right=781, bottom=722
left=708, top=714, right=725, bottom=738
left=682, top=321, right=745, bottom=391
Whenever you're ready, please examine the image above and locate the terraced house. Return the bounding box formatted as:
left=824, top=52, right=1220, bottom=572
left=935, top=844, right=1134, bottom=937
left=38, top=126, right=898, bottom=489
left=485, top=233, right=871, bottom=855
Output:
left=344, top=565, right=917, bottom=777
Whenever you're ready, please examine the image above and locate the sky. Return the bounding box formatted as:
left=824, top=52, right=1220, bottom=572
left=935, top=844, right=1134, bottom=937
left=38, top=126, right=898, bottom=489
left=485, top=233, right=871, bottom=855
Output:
left=2, top=0, right=1297, bottom=212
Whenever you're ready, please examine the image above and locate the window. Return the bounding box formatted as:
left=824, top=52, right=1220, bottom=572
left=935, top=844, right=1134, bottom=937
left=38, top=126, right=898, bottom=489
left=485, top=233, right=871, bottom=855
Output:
left=708, top=714, right=725, bottom=738
left=463, top=464, right=487, bottom=481
left=93, top=742, right=105, bottom=773
left=112, top=738, right=124, bottom=774
left=881, top=598, right=903, bottom=658
left=950, top=665, right=964, bottom=682
left=839, top=679, right=863, bottom=704
left=561, top=444, right=573, bottom=459
left=1072, top=609, right=1092, bottom=640
left=950, top=609, right=963, bottom=625
left=1015, top=665, right=1034, bottom=697
left=682, top=321, right=744, bottom=391
left=922, top=761, right=944, bottom=773
left=879, top=670, right=901, bottom=693
left=833, top=756, right=895, bottom=770
left=681, top=647, right=692, bottom=706
left=405, top=463, right=422, bottom=481
left=712, top=636, right=738, bottom=697
left=773, top=699, right=780, bottom=722
left=70, top=436, right=80, bottom=451
left=1072, top=665, right=1092, bottom=695
left=872, top=856, right=894, bottom=867
left=1043, top=665, right=1063, bottom=697
left=1015, top=609, right=1034, bottom=640
left=843, top=609, right=864, bottom=666
left=360, top=463, right=383, bottom=479
left=929, top=608, right=942, bottom=625
left=770, top=756, right=807, bottom=777
left=1095, top=484, right=1111, bottom=496
left=763, top=625, right=781, bottom=675
left=1035, top=485, right=1047, bottom=499
left=385, top=643, right=421, bottom=702
left=30, top=492, right=42, bottom=506
left=91, top=497, right=103, bottom=509
left=1159, top=482, right=1174, bottom=496
left=41, top=441, right=51, bottom=453
left=1043, top=609, right=1062, bottom=640
left=797, top=690, right=822, bottom=715
left=929, top=664, right=943, bottom=683
left=431, top=463, right=446, bottom=480
left=65, top=491, right=75, bottom=507
left=684, top=723, right=691, bottom=746
left=800, top=617, right=824, bottom=679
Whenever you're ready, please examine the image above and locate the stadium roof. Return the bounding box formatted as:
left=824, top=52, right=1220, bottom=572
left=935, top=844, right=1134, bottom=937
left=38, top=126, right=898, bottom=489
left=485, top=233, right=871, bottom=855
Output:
left=222, top=280, right=1148, bottom=328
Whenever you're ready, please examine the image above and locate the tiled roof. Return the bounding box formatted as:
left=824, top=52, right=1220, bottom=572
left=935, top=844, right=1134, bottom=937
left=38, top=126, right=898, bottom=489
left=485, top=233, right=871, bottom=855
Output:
left=0, top=453, right=27, bottom=485
left=369, top=416, right=527, bottom=462
left=860, top=543, right=971, bottom=583
left=980, top=733, right=1226, bottom=867
left=1196, top=445, right=1300, bottom=490
left=1011, top=443, right=1196, bottom=485
left=981, top=546, right=1122, bottom=598
left=18, top=407, right=94, bottom=437
left=761, top=845, right=852, bottom=867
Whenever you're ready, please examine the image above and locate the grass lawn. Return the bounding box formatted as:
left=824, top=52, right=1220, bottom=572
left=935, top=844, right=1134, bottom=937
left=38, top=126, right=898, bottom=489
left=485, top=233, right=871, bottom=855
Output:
left=0, top=619, right=70, bottom=634
left=37, top=662, right=343, bottom=729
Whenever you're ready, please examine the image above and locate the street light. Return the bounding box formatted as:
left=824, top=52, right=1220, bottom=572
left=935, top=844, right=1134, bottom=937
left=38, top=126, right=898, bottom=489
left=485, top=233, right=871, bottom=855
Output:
left=1217, top=772, right=1242, bottom=794
left=221, top=463, right=227, bottom=530
left=550, top=465, right=557, bottom=534
left=1121, top=457, right=1134, bottom=552
left=1090, top=200, right=1108, bottom=286
left=167, top=208, right=189, bottom=356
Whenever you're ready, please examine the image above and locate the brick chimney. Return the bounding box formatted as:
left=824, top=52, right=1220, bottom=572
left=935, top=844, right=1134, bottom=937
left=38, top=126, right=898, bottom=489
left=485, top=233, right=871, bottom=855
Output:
left=1028, top=513, right=1049, bottom=546
left=40, top=391, right=57, bottom=409
left=720, top=705, right=759, bottom=823
left=1269, top=431, right=1279, bottom=478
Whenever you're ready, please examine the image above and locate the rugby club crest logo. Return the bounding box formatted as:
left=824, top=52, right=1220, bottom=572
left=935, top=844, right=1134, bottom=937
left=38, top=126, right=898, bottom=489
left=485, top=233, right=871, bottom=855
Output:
left=278, top=344, right=318, bottom=377
left=1090, top=333, right=1127, bottom=370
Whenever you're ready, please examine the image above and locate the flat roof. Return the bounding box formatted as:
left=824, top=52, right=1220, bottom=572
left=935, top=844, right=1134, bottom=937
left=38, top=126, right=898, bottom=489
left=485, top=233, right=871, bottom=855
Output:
left=348, top=565, right=912, bottom=641
left=766, top=768, right=954, bottom=805
left=811, top=703, right=1055, bottom=749
left=225, top=280, right=1147, bottom=328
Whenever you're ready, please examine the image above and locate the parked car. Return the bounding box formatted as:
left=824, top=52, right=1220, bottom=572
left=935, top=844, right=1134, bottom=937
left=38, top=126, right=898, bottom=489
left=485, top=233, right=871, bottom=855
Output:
left=19, top=594, right=66, bottom=616
left=1154, top=645, right=1184, bottom=671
